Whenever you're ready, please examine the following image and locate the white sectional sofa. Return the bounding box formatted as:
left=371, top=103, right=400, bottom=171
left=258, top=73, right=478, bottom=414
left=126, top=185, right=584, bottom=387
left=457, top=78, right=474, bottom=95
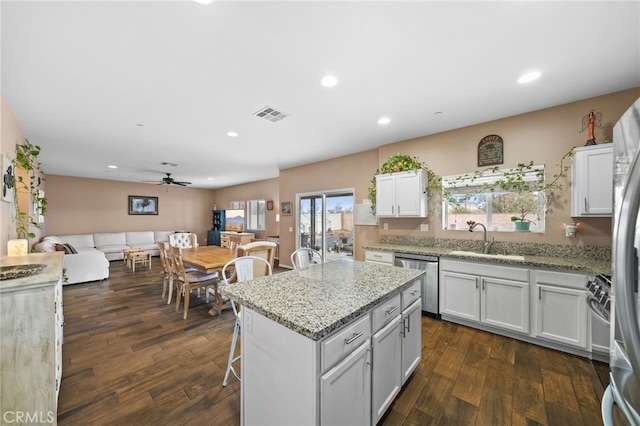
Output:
left=34, top=231, right=182, bottom=284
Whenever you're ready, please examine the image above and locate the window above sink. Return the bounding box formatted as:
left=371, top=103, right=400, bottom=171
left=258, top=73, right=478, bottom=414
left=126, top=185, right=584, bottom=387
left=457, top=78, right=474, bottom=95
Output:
left=441, top=165, right=546, bottom=233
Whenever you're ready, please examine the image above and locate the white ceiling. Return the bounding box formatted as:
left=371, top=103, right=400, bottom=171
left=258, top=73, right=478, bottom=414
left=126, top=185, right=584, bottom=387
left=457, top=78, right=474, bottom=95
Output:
left=2, top=1, right=639, bottom=189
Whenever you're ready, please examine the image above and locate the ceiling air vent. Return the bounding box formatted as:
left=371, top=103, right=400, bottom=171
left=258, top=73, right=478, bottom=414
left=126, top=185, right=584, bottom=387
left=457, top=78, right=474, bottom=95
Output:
left=253, top=106, right=288, bottom=122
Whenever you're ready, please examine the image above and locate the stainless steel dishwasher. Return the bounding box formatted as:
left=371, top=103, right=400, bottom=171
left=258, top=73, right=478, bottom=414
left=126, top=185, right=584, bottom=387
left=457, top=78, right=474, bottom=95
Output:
left=394, top=252, right=439, bottom=318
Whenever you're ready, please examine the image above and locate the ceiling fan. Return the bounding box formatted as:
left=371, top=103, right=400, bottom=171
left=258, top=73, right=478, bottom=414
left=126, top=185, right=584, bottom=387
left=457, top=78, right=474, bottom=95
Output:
left=144, top=173, right=191, bottom=186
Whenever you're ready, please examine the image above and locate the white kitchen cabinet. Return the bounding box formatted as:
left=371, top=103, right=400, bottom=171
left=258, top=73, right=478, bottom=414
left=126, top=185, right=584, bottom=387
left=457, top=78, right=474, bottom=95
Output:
left=532, top=270, right=589, bottom=350
left=375, top=169, right=427, bottom=217
left=440, top=259, right=530, bottom=335
left=401, top=298, right=422, bottom=384
left=571, top=144, right=613, bottom=217
left=364, top=249, right=394, bottom=265
left=371, top=282, right=422, bottom=424
left=321, top=339, right=371, bottom=426
left=372, top=315, right=402, bottom=423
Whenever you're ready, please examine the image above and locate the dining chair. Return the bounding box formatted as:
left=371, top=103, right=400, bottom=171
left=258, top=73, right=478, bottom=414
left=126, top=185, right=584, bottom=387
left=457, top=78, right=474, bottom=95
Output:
left=221, top=255, right=272, bottom=387
left=291, top=247, right=323, bottom=269
left=170, top=245, right=219, bottom=320
left=156, top=241, right=174, bottom=301
left=236, top=241, right=277, bottom=270
left=169, top=232, right=198, bottom=249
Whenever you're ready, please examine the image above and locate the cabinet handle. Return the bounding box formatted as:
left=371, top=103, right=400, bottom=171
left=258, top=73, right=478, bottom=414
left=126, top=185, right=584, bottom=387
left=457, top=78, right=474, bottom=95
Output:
left=386, top=306, right=399, bottom=315
left=475, top=277, right=479, bottom=290
left=482, top=278, right=485, bottom=291
left=391, top=205, right=394, bottom=215
left=345, top=332, right=364, bottom=345
left=584, top=197, right=588, bottom=212
left=539, top=287, right=542, bottom=300
left=404, top=316, right=411, bottom=334
left=397, top=205, right=400, bottom=215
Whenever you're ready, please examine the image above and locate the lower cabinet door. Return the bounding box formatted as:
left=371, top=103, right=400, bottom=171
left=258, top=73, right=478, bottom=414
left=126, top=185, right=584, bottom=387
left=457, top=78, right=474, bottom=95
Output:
left=401, top=299, right=422, bottom=384
left=372, top=316, right=402, bottom=424
left=320, top=339, right=371, bottom=426
left=535, top=284, right=588, bottom=349
left=481, top=276, right=530, bottom=334
left=440, top=271, right=480, bottom=321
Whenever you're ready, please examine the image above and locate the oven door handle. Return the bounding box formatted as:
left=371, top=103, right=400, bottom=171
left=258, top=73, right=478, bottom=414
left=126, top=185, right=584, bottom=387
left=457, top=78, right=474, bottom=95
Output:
left=586, top=294, right=610, bottom=324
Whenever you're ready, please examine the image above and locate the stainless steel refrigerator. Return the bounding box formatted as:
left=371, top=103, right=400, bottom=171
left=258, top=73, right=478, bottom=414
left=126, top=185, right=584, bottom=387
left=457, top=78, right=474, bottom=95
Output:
left=602, top=97, right=640, bottom=425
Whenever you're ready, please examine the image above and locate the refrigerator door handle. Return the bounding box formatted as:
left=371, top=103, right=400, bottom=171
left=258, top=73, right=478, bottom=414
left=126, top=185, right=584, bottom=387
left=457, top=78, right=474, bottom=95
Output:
left=614, top=139, right=640, bottom=385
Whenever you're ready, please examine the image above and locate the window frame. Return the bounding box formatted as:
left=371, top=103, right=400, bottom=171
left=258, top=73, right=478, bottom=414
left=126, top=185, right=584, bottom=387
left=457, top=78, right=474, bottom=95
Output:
left=246, top=199, right=266, bottom=232
left=441, top=165, right=546, bottom=233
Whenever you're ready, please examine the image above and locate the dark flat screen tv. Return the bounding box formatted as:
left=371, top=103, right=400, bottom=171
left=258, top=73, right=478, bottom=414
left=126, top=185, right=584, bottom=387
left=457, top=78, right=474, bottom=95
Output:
left=225, top=209, right=245, bottom=232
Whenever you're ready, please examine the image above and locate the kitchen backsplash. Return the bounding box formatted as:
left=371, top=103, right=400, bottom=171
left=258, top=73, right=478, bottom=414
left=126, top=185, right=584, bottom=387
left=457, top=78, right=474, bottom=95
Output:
left=379, top=235, right=612, bottom=262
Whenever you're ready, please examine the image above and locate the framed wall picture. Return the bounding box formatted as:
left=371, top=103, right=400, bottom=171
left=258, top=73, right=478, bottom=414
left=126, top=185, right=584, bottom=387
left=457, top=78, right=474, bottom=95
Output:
left=128, top=196, right=158, bottom=215
left=267, top=200, right=274, bottom=210
left=281, top=201, right=292, bottom=216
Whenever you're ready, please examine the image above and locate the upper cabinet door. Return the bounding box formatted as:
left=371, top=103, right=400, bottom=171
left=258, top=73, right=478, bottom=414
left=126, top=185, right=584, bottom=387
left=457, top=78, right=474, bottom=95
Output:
left=571, top=145, right=613, bottom=217
left=375, top=170, right=427, bottom=218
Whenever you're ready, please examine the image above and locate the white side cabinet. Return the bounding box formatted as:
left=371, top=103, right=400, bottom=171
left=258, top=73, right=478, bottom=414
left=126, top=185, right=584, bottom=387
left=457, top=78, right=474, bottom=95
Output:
left=440, top=259, right=530, bottom=335
left=376, top=169, right=427, bottom=217
left=0, top=253, right=64, bottom=423
left=571, top=144, right=613, bottom=217
left=532, top=269, right=589, bottom=350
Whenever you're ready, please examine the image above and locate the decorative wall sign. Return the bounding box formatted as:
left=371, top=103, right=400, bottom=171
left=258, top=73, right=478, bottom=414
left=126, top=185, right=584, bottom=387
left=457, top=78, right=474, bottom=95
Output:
left=478, top=134, right=504, bottom=167
left=1, top=154, right=15, bottom=203
left=266, top=200, right=274, bottom=210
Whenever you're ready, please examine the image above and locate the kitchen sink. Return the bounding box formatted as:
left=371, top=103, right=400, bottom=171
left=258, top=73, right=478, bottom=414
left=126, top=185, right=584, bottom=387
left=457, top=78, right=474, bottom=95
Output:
left=448, top=251, right=525, bottom=261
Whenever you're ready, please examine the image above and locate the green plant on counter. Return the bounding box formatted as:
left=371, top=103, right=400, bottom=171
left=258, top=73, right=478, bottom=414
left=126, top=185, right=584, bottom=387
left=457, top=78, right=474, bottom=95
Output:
left=368, top=153, right=442, bottom=215
left=13, top=139, right=47, bottom=239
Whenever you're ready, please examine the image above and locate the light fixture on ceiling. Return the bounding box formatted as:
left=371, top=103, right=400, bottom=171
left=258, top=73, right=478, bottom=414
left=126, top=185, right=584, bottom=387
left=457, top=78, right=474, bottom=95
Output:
left=518, top=71, right=541, bottom=84
left=321, top=75, right=338, bottom=88
left=377, top=117, right=391, bottom=125
left=194, top=0, right=214, bottom=4
left=108, top=165, right=117, bottom=169
left=227, top=131, right=239, bottom=137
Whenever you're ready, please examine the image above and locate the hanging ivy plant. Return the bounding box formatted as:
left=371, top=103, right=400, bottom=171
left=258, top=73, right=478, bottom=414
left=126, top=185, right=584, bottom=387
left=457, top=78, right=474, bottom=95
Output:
left=13, top=139, right=47, bottom=240
left=368, top=153, right=442, bottom=215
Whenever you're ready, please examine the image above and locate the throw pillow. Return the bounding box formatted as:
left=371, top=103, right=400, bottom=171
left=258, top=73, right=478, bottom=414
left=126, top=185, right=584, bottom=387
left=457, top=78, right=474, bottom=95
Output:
left=54, top=243, right=78, bottom=254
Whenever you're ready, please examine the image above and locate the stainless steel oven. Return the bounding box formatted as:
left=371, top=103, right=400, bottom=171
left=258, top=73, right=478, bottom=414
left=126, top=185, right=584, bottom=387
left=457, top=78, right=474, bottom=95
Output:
left=394, top=252, right=439, bottom=318
left=586, top=274, right=611, bottom=362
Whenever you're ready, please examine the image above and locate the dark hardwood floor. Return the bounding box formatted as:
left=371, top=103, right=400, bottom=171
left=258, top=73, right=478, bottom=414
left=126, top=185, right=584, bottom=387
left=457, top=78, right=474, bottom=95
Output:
left=58, top=260, right=609, bottom=425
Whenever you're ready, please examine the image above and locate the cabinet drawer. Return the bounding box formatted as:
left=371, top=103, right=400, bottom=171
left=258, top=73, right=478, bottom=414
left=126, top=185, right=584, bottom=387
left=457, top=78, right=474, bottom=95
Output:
left=532, top=269, right=588, bottom=290
left=401, top=280, right=421, bottom=309
left=372, top=294, right=401, bottom=332
left=321, top=314, right=371, bottom=372
left=365, top=250, right=394, bottom=265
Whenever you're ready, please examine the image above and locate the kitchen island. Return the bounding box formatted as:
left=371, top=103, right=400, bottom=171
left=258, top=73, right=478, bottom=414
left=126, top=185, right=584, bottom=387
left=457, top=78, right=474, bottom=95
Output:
left=222, top=259, right=425, bottom=425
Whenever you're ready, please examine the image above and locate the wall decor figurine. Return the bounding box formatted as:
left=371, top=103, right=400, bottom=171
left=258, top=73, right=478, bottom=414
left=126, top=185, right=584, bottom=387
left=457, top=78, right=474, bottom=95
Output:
left=581, top=110, right=603, bottom=145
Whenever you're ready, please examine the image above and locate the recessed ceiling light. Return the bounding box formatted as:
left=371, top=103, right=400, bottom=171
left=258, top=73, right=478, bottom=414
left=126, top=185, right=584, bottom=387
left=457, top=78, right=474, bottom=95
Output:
left=207, top=177, right=213, bottom=181
left=108, top=165, right=118, bottom=169
left=194, top=0, right=213, bottom=4
left=377, top=117, right=391, bottom=125
left=227, top=131, right=239, bottom=137
left=518, top=71, right=541, bottom=84
left=321, top=75, right=338, bottom=88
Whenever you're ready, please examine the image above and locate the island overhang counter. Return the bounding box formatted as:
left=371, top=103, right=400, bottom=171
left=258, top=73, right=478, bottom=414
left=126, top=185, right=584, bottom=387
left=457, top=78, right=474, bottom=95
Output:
left=221, top=259, right=425, bottom=425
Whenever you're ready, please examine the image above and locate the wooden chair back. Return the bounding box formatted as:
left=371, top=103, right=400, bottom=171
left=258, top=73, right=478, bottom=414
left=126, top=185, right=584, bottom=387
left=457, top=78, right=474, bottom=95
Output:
left=236, top=241, right=277, bottom=274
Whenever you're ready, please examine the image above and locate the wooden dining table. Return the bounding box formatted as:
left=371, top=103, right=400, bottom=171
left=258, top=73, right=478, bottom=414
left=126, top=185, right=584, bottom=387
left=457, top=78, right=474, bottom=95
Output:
left=180, top=245, right=237, bottom=316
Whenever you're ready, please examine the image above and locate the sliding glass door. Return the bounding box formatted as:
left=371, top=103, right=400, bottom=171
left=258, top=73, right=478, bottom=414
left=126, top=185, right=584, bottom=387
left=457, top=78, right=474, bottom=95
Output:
left=297, top=189, right=354, bottom=262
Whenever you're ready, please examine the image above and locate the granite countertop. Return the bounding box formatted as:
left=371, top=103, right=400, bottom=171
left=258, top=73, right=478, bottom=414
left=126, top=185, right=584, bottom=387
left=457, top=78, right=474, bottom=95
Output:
left=221, top=259, right=424, bottom=341
left=364, top=243, right=611, bottom=276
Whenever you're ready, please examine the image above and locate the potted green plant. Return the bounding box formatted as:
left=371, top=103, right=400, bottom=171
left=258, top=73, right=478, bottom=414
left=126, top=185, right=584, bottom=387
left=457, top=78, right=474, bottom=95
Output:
left=510, top=207, right=536, bottom=231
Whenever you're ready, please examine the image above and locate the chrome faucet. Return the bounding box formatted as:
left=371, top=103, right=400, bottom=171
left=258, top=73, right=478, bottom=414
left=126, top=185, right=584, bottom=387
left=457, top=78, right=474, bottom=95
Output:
left=468, top=221, right=495, bottom=254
